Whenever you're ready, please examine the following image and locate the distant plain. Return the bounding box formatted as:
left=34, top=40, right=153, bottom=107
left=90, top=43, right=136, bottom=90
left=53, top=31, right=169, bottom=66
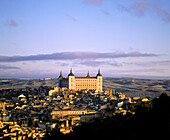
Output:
left=0, top=77, right=170, bottom=99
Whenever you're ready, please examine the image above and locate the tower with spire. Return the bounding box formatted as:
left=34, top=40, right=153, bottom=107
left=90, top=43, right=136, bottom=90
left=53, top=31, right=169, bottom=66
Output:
left=96, top=68, right=102, bottom=91
left=96, top=68, right=102, bottom=77
left=58, top=71, right=63, bottom=87
left=58, top=71, right=63, bottom=79
left=87, top=71, right=90, bottom=77
left=68, top=68, right=75, bottom=90
left=68, top=68, right=74, bottom=76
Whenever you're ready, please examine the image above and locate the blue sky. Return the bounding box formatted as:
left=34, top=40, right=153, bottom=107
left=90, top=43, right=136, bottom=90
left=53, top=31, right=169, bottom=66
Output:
left=0, top=0, right=170, bottom=79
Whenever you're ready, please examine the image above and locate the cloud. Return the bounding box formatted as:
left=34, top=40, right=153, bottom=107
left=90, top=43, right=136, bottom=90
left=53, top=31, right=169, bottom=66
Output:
left=0, top=51, right=158, bottom=62
left=76, top=60, right=122, bottom=67
left=78, top=59, right=170, bottom=68
left=0, top=65, right=20, bottom=69
left=118, top=4, right=131, bottom=13
left=101, top=9, right=110, bottom=15
left=124, top=60, right=170, bottom=67
left=66, top=14, right=78, bottom=22
left=9, top=20, right=17, bottom=27
left=119, top=0, right=170, bottom=23
left=116, top=68, right=163, bottom=74
left=83, top=0, right=102, bottom=5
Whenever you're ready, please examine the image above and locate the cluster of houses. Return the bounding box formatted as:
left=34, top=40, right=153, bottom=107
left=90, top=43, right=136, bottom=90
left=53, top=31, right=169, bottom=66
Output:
left=0, top=86, right=149, bottom=138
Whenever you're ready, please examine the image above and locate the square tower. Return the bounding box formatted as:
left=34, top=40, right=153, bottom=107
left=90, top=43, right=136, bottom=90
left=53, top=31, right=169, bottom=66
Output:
left=68, top=68, right=75, bottom=90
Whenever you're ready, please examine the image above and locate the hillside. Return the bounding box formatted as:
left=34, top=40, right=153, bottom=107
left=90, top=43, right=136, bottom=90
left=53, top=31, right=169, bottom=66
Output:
left=0, top=77, right=170, bottom=99
left=51, top=93, right=170, bottom=138
left=0, top=78, right=58, bottom=89
left=103, top=77, right=170, bottom=98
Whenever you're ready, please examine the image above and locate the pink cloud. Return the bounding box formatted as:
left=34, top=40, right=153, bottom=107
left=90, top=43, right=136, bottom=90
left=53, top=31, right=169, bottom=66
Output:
left=9, top=20, right=17, bottom=27
left=83, top=0, right=102, bottom=5
left=101, top=9, right=110, bottom=15
left=66, top=14, right=78, bottom=22
left=119, top=0, right=170, bottom=23
left=0, top=51, right=158, bottom=62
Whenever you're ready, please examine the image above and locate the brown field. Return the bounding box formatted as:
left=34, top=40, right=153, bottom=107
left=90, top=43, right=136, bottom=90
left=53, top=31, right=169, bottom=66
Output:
left=0, top=77, right=170, bottom=99
left=103, top=77, right=170, bottom=99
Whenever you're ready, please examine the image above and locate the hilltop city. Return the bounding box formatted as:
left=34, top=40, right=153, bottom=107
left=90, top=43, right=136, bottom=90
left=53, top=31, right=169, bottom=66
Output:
left=0, top=69, right=169, bottom=139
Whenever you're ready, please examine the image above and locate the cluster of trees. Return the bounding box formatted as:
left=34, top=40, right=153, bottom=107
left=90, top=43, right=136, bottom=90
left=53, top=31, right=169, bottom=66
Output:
left=126, top=93, right=170, bottom=139
left=44, top=93, right=170, bottom=139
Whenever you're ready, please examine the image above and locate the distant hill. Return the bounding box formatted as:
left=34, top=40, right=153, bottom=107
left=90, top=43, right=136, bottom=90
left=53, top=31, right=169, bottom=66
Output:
left=0, top=78, right=58, bottom=89
left=0, top=77, right=170, bottom=99
left=103, top=77, right=170, bottom=99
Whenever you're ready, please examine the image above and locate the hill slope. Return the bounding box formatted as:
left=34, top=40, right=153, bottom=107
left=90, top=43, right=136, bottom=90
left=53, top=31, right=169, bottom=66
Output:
left=0, top=77, right=170, bottom=98
left=103, top=77, right=170, bottom=98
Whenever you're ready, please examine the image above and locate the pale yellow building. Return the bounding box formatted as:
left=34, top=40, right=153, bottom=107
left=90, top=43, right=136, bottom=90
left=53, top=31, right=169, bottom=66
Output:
left=59, top=69, right=103, bottom=92
left=49, top=87, right=60, bottom=96
left=51, top=108, right=96, bottom=119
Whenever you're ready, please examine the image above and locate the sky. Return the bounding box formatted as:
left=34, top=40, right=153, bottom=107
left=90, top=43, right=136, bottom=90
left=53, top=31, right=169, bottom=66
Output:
left=0, top=0, right=170, bottom=79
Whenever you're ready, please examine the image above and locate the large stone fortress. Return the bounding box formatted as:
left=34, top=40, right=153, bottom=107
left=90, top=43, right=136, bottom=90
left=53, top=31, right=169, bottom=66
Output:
left=58, top=69, right=103, bottom=92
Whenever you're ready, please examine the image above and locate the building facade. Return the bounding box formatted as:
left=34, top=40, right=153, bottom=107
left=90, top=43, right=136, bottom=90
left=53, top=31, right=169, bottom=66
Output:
left=58, top=69, right=103, bottom=92
left=51, top=109, right=96, bottom=118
